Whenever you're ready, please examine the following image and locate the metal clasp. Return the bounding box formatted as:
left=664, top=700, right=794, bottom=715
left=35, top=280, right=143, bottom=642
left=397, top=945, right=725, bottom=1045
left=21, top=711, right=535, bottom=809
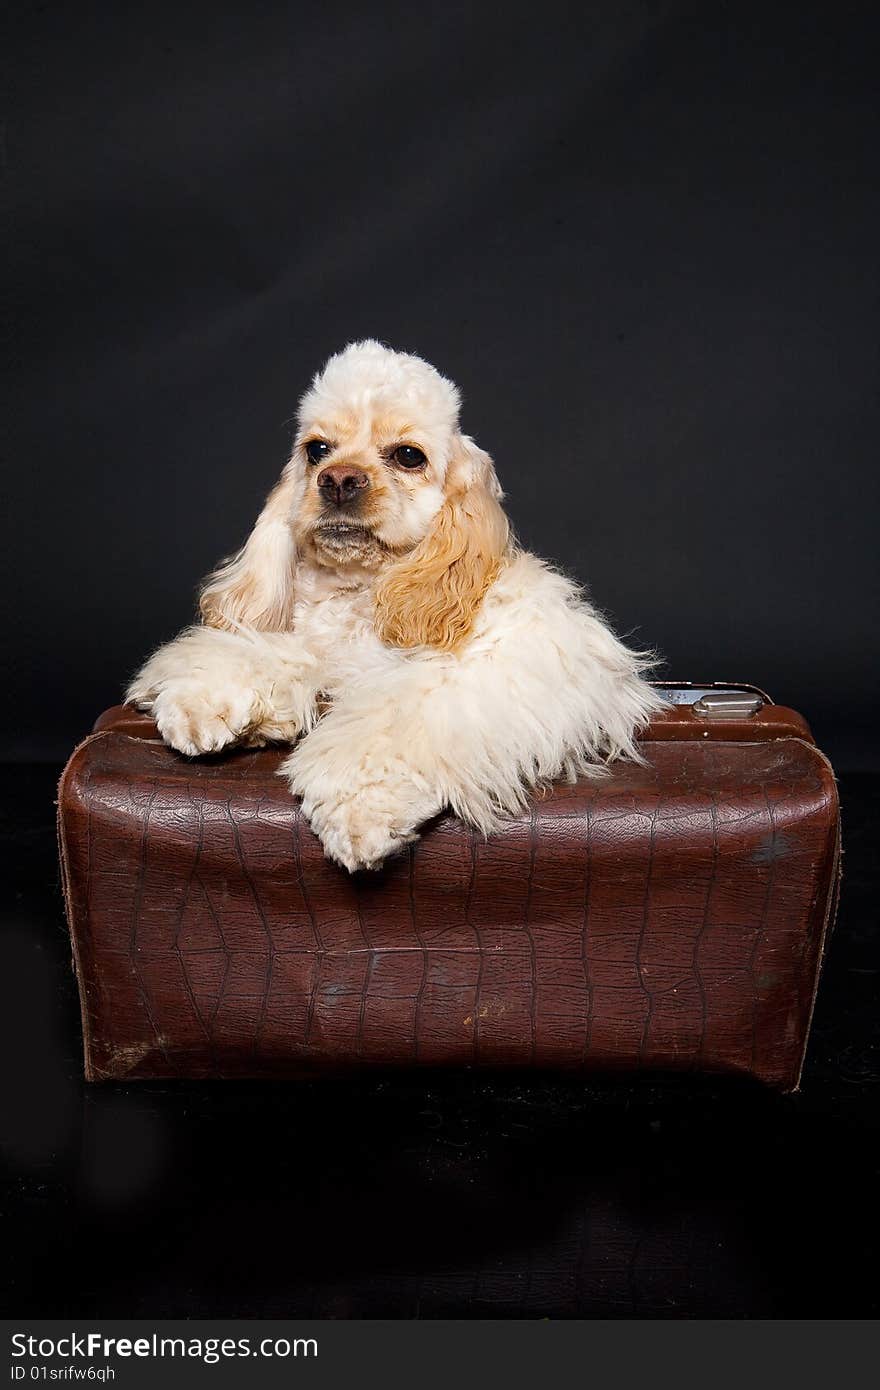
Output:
left=692, top=692, right=764, bottom=719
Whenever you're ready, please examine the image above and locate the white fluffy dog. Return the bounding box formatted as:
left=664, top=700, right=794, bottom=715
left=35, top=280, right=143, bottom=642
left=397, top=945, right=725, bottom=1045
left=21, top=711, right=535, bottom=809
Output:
left=129, top=341, right=663, bottom=871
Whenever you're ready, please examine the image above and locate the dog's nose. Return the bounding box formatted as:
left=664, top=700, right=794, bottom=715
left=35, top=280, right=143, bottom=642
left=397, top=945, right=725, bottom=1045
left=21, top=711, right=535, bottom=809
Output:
left=316, top=464, right=370, bottom=507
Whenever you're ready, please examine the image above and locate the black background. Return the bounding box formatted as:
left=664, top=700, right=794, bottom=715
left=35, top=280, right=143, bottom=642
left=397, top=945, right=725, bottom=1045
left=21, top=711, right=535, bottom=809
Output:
left=6, top=0, right=879, bottom=764
left=3, top=0, right=879, bottom=1325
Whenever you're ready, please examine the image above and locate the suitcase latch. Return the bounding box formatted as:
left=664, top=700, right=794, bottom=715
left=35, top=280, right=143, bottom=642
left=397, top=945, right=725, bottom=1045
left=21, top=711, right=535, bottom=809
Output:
left=692, top=692, right=764, bottom=719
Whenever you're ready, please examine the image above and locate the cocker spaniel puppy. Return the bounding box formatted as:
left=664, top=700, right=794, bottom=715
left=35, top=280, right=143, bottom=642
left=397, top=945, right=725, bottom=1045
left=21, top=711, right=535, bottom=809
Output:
left=129, top=341, right=663, bottom=871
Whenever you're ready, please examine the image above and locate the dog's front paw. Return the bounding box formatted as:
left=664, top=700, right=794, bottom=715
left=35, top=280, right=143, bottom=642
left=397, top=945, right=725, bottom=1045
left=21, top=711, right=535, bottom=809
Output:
left=153, top=681, right=265, bottom=757
left=311, top=789, right=419, bottom=872
left=285, top=747, right=438, bottom=871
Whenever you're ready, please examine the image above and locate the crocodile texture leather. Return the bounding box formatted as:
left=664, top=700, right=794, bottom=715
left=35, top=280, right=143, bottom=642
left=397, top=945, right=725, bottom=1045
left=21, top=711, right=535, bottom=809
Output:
left=58, top=710, right=839, bottom=1090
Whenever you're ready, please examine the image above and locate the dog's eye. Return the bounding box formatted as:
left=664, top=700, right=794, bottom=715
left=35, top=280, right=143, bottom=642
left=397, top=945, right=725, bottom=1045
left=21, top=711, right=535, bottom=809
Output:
left=305, top=439, right=332, bottom=465
left=392, top=445, right=427, bottom=469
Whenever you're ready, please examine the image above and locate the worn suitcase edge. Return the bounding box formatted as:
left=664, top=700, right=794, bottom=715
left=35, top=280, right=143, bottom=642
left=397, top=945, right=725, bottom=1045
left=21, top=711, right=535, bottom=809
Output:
left=787, top=741, right=843, bottom=1093
left=91, top=699, right=816, bottom=745
left=57, top=733, right=111, bottom=1082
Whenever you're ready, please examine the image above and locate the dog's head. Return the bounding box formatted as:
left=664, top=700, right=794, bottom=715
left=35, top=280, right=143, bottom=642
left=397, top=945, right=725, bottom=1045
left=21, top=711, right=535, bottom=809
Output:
left=199, top=341, right=510, bottom=650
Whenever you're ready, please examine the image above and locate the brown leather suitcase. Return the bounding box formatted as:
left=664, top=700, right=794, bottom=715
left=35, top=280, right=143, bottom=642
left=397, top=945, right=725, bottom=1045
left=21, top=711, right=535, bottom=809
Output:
left=57, top=683, right=840, bottom=1090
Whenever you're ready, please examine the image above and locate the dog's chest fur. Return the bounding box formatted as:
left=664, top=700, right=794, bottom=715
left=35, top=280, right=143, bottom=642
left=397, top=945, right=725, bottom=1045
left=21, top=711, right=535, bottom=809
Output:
left=292, top=566, right=393, bottom=690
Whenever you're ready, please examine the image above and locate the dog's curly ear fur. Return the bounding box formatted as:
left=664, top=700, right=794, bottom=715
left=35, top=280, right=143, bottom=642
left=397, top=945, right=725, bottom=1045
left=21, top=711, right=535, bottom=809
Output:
left=199, top=468, right=298, bottom=632
left=374, top=434, right=510, bottom=652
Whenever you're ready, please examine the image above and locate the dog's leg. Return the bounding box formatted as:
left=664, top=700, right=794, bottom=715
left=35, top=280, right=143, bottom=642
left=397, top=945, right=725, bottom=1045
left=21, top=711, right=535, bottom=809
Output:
left=284, top=575, right=663, bottom=870
left=127, top=625, right=320, bottom=756
left=283, top=658, right=512, bottom=871
left=283, top=699, right=441, bottom=872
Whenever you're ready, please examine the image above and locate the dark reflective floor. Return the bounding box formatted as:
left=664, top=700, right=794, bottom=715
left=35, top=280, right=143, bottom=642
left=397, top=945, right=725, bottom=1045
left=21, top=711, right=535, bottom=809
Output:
left=2, top=765, right=877, bottom=1318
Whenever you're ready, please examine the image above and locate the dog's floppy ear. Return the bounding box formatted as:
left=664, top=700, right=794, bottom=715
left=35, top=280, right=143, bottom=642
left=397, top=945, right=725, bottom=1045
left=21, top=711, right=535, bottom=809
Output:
left=199, top=465, right=299, bottom=631
left=375, top=434, right=510, bottom=652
